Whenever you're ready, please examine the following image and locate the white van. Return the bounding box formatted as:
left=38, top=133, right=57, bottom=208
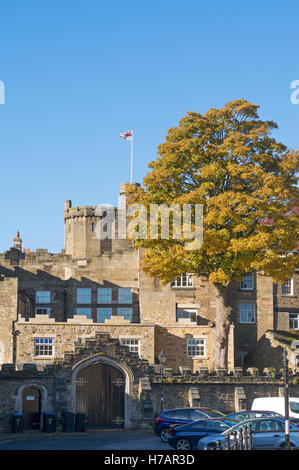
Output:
left=251, top=397, right=299, bottom=418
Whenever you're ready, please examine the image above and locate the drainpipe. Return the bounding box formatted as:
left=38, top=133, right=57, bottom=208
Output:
left=12, top=321, right=20, bottom=366
left=63, top=286, right=68, bottom=322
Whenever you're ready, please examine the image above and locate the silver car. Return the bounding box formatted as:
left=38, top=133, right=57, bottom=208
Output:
left=197, top=417, right=299, bottom=450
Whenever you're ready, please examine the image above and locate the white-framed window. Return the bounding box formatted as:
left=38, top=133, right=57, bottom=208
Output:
left=117, top=307, right=133, bottom=322
left=77, top=288, right=92, bottom=304
left=282, top=278, right=293, bottom=296
left=186, top=338, right=206, bottom=358
left=177, top=308, right=197, bottom=322
left=240, top=273, right=254, bottom=291
left=35, top=307, right=51, bottom=315
left=289, top=313, right=299, bottom=330
left=76, top=308, right=92, bottom=319
left=97, top=288, right=112, bottom=304
left=97, top=308, right=112, bottom=323
left=118, top=288, right=133, bottom=304
left=239, top=304, right=256, bottom=324
left=36, top=291, right=51, bottom=304
left=34, top=338, right=54, bottom=357
left=171, top=274, right=193, bottom=288
left=120, top=338, right=140, bottom=356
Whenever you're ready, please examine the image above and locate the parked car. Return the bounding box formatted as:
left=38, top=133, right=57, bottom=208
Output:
left=154, top=407, right=225, bottom=442
left=197, top=417, right=299, bottom=450
left=225, top=410, right=282, bottom=422
left=252, top=397, right=299, bottom=418
left=167, top=417, right=237, bottom=450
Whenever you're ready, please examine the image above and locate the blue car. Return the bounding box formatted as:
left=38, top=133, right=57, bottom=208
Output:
left=225, top=410, right=282, bottom=422
left=154, top=407, right=225, bottom=442
left=168, top=418, right=237, bottom=450
left=197, top=417, right=299, bottom=450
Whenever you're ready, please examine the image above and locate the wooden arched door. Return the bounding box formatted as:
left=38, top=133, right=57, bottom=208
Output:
left=76, top=361, right=125, bottom=428
left=22, top=387, right=41, bottom=430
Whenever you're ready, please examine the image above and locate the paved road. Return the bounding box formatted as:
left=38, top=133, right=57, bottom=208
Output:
left=0, top=431, right=171, bottom=450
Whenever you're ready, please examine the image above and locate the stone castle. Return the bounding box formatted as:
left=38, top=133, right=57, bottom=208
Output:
left=0, top=182, right=298, bottom=431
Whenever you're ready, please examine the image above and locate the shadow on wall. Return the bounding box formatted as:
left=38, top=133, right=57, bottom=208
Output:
left=244, top=334, right=285, bottom=373
left=0, top=265, right=139, bottom=323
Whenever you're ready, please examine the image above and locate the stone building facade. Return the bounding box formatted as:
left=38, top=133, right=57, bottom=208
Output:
left=0, top=182, right=298, bottom=431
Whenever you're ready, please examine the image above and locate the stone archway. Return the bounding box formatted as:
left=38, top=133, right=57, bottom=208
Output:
left=71, top=355, right=135, bottom=429
left=15, top=382, right=50, bottom=430
left=22, top=386, right=41, bottom=430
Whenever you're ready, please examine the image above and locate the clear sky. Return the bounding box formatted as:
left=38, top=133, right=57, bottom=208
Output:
left=0, top=0, right=298, bottom=253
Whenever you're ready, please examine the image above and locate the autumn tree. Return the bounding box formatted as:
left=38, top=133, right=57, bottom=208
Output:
left=130, top=99, right=299, bottom=369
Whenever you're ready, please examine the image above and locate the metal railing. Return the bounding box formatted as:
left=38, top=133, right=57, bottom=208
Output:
left=205, top=424, right=253, bottom=450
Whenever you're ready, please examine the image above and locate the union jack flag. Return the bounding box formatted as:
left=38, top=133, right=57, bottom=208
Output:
left=120, top=130, right=133, bottom=141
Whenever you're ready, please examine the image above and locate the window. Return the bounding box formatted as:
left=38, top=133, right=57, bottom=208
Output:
left=256, top=420, right=284, bottom=432
left=120, top=338, right=140, bottom=355
left=171, top=274, right=193, bottom=288
left=282, top=278, right=293, bottom=296
left=190, top=410, right=208, bottom=420
left=35, top=307, right=51, bottom=315
left=187, top=422, right=209, bottom=431
left=118, top=288, right=133, bottom=303
left=34, top=338, right=54, bottom=357
left=289, top=313, right=299, bottom=330
left=117, top=308, right=133, bottom=322
left=76, top=308, right=92, bottom=319
left=97, top=308, right=112, bottom=323
left=77, top=288, right=91, bottom=304
left=231, top=413, right=252, bottom=422
left=97, top=288, right=112, bottom=304
left=166, top=410, right=189, bottom=419
left=36, top=291, right=51, bottom=304
left=240, top=273, right=254, bottom=290
left=225, top=421, right=257, bottom=435
left=187, top=338, right=206, bottom=357
left=203, top=420, right=232, bottom=431
left=239, top=304, right=256, bottom=324
left=177, top=308, right=197, bottom=322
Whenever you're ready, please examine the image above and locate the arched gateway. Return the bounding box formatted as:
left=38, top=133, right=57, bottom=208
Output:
left=72, top=355, right=134, bottom=429
left=76, top=361, right=125, bottom=428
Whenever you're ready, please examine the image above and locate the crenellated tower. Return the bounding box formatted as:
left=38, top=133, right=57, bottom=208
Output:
left=64, top=182, right=140, bottom=258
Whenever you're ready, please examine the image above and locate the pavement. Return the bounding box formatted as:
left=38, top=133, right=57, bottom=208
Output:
left=0, top=429, right=170, bottom=450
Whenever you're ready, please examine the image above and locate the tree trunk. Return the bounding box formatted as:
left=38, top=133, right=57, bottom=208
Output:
left=213, top=285, right=231, bottom=370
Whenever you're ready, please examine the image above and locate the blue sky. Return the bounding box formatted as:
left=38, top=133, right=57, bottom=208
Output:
left=0, top=0, right=298, bottom=253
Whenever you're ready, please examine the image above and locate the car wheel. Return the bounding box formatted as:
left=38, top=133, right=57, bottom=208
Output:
left=159, top=428, right=169, bottom=442
left=175, top=438, right=192, bottom=450
left=206, top=443, right=217, bottom=450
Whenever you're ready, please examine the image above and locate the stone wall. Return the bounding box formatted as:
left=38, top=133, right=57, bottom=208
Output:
left=275, top=272, right=299, bottom=331
left=0, top=277, right=18, bottom=364
left=1, top=357, right=298, bottom=433
left=244, top=330, right=299, bottom=372
left=16, top=319, right=156, bottom=365
left=0, top=364, right=56, bottom=433
left=150, top=376, right=299, bottom=417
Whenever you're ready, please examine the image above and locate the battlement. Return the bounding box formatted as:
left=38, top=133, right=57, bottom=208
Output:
left=64, top=203, right=104, bottom=220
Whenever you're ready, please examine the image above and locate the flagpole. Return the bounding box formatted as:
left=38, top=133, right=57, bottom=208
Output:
left=130, top=129, right=133, bottom=184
